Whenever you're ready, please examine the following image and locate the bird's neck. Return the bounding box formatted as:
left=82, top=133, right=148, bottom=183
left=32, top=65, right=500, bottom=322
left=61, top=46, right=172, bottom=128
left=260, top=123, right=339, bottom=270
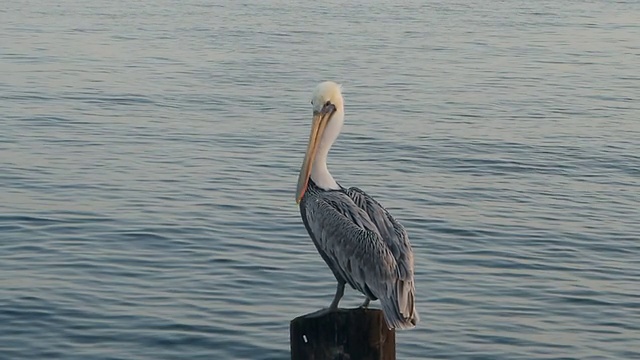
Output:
left=311, top=158, right=338, bottom=190
left=310, top=109, right=343, bottom=191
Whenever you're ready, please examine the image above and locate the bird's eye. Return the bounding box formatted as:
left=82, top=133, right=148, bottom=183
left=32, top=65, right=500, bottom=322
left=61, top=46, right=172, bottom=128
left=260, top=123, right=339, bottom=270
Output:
left=310, top=100, right=313, bottom=105
left=324, top=101, right=331, bottom=107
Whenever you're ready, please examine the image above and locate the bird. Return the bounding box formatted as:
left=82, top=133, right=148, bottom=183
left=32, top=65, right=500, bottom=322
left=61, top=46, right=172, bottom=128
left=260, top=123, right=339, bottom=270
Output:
left=295, top=81, right=419, bottom=330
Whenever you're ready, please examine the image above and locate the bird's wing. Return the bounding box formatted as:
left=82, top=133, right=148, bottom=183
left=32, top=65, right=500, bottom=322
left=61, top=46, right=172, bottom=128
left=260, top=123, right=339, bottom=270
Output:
left=342, top=186, right=418, bottom=329
left=343, top=187, right=414, bottom=281
left=302, top=190, right=397, bottom=300
left=302, top=187, right=419, bottom=329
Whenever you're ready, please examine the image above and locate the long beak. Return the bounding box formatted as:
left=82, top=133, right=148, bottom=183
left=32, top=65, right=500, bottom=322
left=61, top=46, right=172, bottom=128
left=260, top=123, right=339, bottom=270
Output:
left=296, top=104, right=336, bottom=203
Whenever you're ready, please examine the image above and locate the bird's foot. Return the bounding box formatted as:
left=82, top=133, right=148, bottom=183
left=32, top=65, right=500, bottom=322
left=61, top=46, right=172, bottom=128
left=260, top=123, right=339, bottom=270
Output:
left=358, top=298, right=371, bottom=309
left=306, top=307, right=336, bottom=318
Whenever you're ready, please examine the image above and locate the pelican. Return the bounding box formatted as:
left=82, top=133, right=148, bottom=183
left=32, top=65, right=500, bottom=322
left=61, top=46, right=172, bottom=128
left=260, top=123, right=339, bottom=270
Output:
left=295, top=81, right=419, bottom=329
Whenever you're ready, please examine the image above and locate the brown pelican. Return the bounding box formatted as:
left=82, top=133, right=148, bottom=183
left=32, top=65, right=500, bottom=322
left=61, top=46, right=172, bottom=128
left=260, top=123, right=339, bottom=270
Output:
left=295, top=81, right=419, bottom=329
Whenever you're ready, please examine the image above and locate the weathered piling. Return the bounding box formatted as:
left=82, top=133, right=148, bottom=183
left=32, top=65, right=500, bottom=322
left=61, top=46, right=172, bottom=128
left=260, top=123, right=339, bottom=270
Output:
left=290, top=308, right=395, bottom=360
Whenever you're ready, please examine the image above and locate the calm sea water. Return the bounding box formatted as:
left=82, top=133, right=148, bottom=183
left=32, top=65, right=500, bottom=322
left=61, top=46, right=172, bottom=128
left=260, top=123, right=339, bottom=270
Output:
left=1, top=0, right=639, bottom=359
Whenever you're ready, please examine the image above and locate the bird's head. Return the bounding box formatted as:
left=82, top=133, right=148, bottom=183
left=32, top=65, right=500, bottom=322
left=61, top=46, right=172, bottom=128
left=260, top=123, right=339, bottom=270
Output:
left=296, top=81, right=345, bottom=204
left=311, top=81, right=344, bottom=114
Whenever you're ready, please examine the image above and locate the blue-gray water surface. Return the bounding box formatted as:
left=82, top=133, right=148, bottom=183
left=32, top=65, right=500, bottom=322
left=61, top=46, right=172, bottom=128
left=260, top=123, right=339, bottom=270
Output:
left=1, top=0, right=639, bottom=359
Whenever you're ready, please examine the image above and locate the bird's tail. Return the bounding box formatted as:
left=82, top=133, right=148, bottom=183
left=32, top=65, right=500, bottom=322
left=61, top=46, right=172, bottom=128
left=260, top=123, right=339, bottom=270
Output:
left=380, top=279, right=419, bottom=330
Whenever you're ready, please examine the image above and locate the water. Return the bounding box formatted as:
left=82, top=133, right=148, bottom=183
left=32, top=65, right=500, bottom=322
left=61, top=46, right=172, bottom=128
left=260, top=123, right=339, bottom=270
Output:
left=1, top=0, right=639, bottom=359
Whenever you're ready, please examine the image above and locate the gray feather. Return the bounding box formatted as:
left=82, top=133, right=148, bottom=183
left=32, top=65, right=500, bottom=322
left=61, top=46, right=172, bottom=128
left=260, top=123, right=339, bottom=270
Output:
left=300, top=182, right=419, bottom=329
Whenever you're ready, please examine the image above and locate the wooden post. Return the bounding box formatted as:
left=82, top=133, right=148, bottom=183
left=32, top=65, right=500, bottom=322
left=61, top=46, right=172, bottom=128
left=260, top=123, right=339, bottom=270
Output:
left=290, top=308, right=395, bottom=360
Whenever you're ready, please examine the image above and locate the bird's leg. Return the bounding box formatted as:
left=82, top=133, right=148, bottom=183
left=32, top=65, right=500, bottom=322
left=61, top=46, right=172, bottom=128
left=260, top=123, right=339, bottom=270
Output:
left=306, top=281, right=345, bottom=318
left=359, top=297, right=370, bottom=309
left=328, top=281, right=345, bottom=310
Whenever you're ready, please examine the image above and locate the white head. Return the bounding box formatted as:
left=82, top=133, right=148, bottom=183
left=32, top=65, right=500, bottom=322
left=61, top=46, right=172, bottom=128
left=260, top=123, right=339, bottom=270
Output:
left=311, top=81, right=344, bottom=114
left=296, top=81, right=345, bottom=203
